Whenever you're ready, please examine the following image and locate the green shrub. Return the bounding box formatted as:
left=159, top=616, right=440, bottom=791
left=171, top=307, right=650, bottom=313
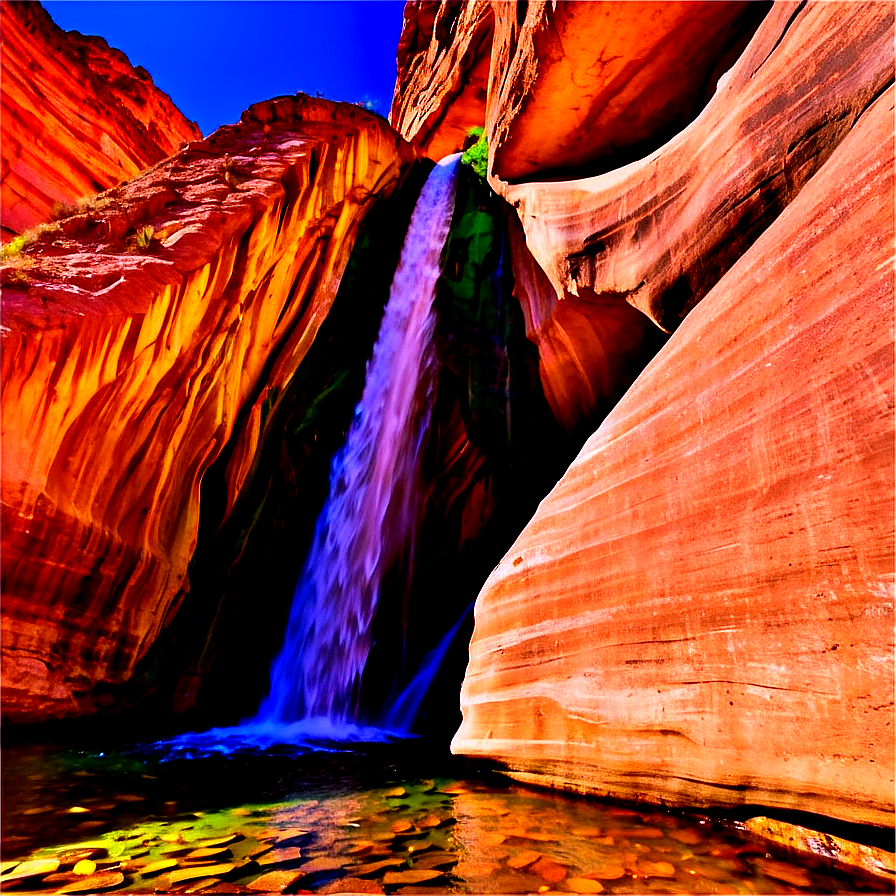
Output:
left=134, top=224, right=156, bottom=252
left=461, top=126, right=489, bottom=178
left=1, top=234, right=29, bottom=260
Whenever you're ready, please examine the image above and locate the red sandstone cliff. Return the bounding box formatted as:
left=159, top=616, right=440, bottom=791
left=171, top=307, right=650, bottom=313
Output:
left=0, top=1, right=201, bottom=241
left=393, top=1, right=895, bottom=827
left=1, top=96, right=417, bottom=722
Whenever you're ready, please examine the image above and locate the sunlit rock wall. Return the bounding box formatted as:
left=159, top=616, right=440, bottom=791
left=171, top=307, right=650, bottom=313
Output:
left=1, top=96, right=418, bottom=723
left=453, top=85, right=895, bottom=827
left=394, top=1, right=895, bottom=825
left=0, top=1, right=201, bottom=241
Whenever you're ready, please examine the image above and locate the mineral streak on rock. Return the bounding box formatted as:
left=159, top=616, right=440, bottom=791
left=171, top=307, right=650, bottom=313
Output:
left=452, top=85, right=895, bottom=827
left=485, top=1, right=768, bottom=183
left=0, top=95, right=418, bottom=723
left=499, top=2, right=895, bottom=333
left=0, top=1, right=202, bottom=241
left=390, top=1, right=493, bottom=161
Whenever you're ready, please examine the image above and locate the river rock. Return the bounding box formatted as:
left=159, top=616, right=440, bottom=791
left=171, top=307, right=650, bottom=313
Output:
left=0, top=2, right=200, bottom=241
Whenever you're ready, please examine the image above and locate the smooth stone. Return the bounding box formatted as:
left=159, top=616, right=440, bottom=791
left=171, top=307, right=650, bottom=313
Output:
left=194, top=835, right=242, bottom=849
left=245, top=870, right=304, bottom=893
left=506, top=850, right=541, bottom=870
left=530, top=857, right=567, bottom=884
left=137, top=859, right=179, bottom=876
left=169, top=863, right=235, bottom=884
left=381, top=869, right=444, bottom=885
left=297, top=857, right=345, bottom=874
left=0, top=858, right=61, bottom=882
left=638, top=861, right=677, bottom=878
left=256, top=848, right=302, bottom=867
left=57, top=871, right=125, bottom=893
left=353, top=858, right=405, bottom=877
left=317, top=878, right=384, bottom=894
left=750, top=857, right=813, bottom=888
left=184, top=848, right=231, bottom=863
left=566, top=879, right=606, bottom=894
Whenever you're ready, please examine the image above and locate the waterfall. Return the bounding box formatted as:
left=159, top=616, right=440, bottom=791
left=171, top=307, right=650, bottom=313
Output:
left=257, top=154, right=461, bottom=726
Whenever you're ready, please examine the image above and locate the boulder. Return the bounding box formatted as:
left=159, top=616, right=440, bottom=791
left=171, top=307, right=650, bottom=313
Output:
left=0, top=1, right=201, bottom=241
left=452, top=84, right=895, bottom=828
left=0, top=96, right=417, bottom=723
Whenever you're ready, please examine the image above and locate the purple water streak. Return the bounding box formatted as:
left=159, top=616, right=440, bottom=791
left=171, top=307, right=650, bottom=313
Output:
left=257, top=154, right=461, bottom=725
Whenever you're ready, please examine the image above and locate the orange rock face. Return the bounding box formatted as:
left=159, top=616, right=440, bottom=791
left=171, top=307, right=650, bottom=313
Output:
left=0, top=1, right=201, bottom=241
left=452, top=85, right=895, bottom=827
left=1, top=96, right=417, bottom=722
left=395, top=3, right=893, bottom=435
left=486, top=1, right=766, bottom=182
left=390, top=1, right=493, bottom=161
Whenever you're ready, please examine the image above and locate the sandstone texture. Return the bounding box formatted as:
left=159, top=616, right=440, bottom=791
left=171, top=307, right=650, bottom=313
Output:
left=486, top=1, right=766, bottom=182
left=391, top=1, right=493, bottom=163
left=1, top=96, right=417, bottom=722
left=452, top=83, right=895, bottom=827
left=395, top=2, right=893, bottom=435
left=1, top=1, right=201, bottom=241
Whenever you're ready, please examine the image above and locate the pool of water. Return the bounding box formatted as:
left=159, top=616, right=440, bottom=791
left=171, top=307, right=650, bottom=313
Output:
left=1, top=733, right=890, bottom=895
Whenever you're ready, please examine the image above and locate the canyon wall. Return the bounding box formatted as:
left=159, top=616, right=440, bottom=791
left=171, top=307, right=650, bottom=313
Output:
left=1, top=1, right=201, bottom=241
left=393, top=2, right=895, bottom=826
left=1, top=95, right=418, bottom=723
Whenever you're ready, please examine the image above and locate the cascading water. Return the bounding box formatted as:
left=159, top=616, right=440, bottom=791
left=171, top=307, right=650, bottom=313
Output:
left=256, top=154, right=462, bottom=727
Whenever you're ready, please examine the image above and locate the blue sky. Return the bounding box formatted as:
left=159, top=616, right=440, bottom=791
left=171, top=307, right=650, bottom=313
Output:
left=43, top=1, right=407, bottom=136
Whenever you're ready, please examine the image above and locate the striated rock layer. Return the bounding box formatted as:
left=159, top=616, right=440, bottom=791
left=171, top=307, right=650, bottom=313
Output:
left=1, top=96, right=418, bottom=723
left=1, top=1, right=201, bottom=241
left=452, top=85, right=895, bottom=828
left=390, top=1, right=493, bottom=163
left=394, top=2, right=894, bottom=436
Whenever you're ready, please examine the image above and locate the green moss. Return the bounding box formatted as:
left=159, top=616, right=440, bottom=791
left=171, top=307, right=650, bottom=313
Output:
left=460, top=127, right=488, bottom=179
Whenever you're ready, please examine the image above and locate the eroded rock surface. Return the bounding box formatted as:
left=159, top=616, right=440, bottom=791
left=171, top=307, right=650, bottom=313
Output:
left=394, top=2, right=893, bottom=435
left=390, top=1, right=493, bottom=161
left=1, top=96, right=417, bottom=722
left=0, top=1, right=201, bottom=240
left=486, top=1, right=767, bottom=182
left=452, top=85, right=895, bottom=828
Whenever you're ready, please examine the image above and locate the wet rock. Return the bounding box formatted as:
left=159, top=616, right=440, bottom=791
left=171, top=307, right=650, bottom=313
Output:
left=581, top=861, right=625, bottom=881
left=245, top=870, right=304, bottom=893
left=381, top=869, right=445, bottom=886
left=638, top=861, right=677, bottom=878
left=255, top=848, right=303, bottom=867
left=194, top=835, right=242, bottom=849
left=506, top=850, right=541, bottom=870
left=353, top=858, right=406, bottom=878
left=750, top=857, right=813, bottom=889
left=566, top=879, right=605, bottom=895
left=0, top=858, right=60, bottom=885
left=410, top=852, right=456, bottom=872
left=56, top=871, right=125, bottom=893
left=317, top=878, right=385, bottom=895
left=530, top=856, right=567, bottom=884
left=135, top=859, right=179, bottom=876
left=740, top=816, right=896, bottom=883
left=169, top=863, right=236, bottom=885
left=184, top=847, right=232, bottom=863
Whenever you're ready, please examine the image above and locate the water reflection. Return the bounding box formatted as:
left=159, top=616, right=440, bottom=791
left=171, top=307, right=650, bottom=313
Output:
left=1, top=743, right=890, bottom=895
